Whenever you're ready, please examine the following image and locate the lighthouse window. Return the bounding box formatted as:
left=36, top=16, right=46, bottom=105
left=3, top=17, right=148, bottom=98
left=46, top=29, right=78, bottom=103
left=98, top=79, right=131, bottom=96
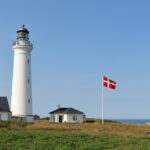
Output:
left=28, top=79, right=30, bottom=83
left=27, top=59, right=30, bottom=63
left=28, top=99, right=30, bottom=103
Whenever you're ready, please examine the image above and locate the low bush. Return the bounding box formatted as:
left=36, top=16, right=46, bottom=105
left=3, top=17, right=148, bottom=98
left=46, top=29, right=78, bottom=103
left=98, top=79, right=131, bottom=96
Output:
left=40, top=117, right=49, bottom=120
left=0, top=121, right=10, bottom=128
left=84, top=119, right=95, bottom=123
left=0, top=121, right=28, bottom=129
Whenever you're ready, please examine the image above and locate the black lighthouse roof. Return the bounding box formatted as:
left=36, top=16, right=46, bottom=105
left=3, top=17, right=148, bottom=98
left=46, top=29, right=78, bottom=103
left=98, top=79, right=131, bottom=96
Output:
left=17, top=25, right=29, bottom=33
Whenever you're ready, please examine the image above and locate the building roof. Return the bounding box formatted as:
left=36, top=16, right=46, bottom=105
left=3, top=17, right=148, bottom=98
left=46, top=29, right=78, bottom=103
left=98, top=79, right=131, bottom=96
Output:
left=49, top=108, right=84, bottom=115
left=0, top=97, right=11, bottom=112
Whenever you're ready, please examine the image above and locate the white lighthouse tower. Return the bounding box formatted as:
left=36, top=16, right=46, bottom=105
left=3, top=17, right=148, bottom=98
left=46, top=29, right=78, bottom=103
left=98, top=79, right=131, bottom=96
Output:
left=11, top=25, right=33, bottom=122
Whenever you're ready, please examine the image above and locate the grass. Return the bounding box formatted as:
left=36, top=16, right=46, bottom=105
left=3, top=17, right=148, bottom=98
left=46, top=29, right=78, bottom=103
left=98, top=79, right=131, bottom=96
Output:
left=0, top=120, right=150, bottom=149
left=0, top=120, right=28, bottom=128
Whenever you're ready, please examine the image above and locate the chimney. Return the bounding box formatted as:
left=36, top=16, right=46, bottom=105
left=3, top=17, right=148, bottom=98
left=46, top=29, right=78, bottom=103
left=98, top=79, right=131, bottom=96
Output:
left=57, top=105, right=61, bottom=109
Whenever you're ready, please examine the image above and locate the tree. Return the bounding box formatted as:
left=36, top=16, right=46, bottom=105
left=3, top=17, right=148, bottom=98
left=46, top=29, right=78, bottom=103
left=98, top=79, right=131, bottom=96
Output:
left=33, top=114, right=40, bottom=120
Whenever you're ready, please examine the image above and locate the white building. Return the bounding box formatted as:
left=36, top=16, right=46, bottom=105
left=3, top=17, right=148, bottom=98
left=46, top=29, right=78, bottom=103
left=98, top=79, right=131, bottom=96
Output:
left=49, top=107, right=84, bottom=123
left=0, top=97, right=11, bottom=121
left=11, top=25, right=33, bottom=122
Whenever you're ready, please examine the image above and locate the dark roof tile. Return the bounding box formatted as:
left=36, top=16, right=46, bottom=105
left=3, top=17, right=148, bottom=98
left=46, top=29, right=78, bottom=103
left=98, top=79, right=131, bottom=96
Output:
left=49, top=107, right=84, bottom=114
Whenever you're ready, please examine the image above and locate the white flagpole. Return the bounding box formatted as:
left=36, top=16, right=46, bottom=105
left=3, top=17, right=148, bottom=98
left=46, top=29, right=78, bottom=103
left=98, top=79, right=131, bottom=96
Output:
left=102, top=76, right=104, bottom=125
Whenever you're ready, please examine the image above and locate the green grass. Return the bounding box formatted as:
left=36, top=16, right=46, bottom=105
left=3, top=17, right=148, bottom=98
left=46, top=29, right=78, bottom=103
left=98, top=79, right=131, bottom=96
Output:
left=0, top=129, right=150, bottom=150
left=0, top=121, right=150, bottom=150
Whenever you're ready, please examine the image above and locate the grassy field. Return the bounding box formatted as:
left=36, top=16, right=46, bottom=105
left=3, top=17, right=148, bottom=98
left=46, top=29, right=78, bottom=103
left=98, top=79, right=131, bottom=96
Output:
left=1, top=120, right=150, bottom=150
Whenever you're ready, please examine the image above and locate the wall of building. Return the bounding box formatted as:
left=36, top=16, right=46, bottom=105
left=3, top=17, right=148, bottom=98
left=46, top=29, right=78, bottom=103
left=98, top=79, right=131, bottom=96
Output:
left=66, top=114, right=83, bottom=123
left=25, top=116, right=33, bottom=122
left=0, top=112, right=11, bottom=121
left=63, top=114, right=68, bottom=122
left=49, top=114, right=64, bottom=123
left=49, top=114, right=83, bottom=123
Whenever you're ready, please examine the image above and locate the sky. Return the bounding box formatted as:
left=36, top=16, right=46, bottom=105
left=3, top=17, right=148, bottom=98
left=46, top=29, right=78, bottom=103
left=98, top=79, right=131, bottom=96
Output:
left=0, top=0, right=150, bottom=119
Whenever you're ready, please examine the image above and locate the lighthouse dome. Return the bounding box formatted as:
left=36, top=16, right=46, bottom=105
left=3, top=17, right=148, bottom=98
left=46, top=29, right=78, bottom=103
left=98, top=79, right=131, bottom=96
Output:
left=17, top=25, right=29, bottom=33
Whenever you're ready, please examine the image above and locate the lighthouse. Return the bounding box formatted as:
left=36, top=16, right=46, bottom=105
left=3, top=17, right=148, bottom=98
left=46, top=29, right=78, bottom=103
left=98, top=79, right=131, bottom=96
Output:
left=11, top=25, right=33, bottom=122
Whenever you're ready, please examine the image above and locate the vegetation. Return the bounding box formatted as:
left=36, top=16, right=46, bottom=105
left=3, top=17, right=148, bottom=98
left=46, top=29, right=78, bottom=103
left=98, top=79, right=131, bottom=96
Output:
left=33, top=114, right=40, bottom=120
left=39, top=116, right=49, bottom=120
left=0, top=120, right=150, bottom=149
left=84, top=117, right=118, bottom=123
left=0, top=120, right=28, bottom=128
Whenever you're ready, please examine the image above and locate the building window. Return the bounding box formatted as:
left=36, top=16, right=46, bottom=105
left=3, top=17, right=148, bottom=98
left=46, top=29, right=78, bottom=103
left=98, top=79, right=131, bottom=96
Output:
left=27, top=59, right=30, bottom=63
left=28, top=79, right=30, bottom=84
left=28, top=99, right=30, bottom=103
left=72, top=115, right=77, bottom=121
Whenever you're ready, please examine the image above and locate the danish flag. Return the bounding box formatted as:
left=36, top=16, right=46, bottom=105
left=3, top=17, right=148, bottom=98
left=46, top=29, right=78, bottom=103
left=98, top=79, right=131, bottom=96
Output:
left=103, top=76, right=116, bottom=89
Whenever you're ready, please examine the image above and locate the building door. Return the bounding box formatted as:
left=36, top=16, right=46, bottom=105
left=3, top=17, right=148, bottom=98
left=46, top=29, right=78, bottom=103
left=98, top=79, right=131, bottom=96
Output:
left=59, top=116, right=63, bottom=123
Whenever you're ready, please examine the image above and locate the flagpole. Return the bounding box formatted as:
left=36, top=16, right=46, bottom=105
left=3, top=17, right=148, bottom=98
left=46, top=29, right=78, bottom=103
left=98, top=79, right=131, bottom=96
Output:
left=102, top=76, right=104, bottom=125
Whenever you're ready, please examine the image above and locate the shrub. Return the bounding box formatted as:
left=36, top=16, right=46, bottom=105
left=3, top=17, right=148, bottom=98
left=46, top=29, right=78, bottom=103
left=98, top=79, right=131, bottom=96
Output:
left=40, top=117, right=49, bottom=120
left=0, top=121, right=10, bottom=128
left=84, top=120, right=96, bottom=123
left=33, top=114, right=40, bottom=120
left=0, top=121, right=28, bottom=129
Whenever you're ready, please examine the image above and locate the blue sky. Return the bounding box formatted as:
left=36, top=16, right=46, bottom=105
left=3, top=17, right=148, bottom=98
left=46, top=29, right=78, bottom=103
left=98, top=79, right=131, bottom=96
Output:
left=0, top=0, right=150, bottom=119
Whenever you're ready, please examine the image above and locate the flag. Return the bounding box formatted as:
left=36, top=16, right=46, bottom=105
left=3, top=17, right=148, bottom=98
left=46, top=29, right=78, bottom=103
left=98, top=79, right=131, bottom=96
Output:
left=103, top=76, right=116, bottom=89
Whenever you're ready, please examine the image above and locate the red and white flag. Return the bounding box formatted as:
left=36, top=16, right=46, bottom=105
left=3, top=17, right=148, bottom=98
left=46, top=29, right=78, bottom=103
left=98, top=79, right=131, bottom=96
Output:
left=103, top=76, right=116, bottom=89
